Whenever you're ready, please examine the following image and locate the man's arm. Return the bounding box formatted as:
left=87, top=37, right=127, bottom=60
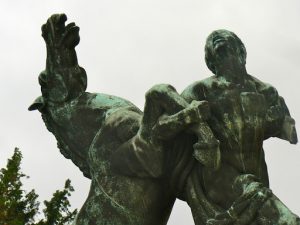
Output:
left=181, top=81, right=206, bottom=103
left=269, top=96, right=297, bottom=144
left=260, top=83, right=297, bottom=144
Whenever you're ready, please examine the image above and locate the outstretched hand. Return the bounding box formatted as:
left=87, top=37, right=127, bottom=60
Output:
left=42, top=13, right=80, bottom=50
left=35, top=14, right=87, bottom=104
left=42, top=13, right=80, bottom=70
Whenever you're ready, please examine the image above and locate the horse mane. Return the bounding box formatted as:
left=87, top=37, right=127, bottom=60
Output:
left=41, top=113, right=91, bottom=179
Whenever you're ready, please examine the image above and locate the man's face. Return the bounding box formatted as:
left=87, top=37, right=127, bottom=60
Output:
left=205, top=29, right=246, bottom=74
left=206, top=30, right=238, bottom=59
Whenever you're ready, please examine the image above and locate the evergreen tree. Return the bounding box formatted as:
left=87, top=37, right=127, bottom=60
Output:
left=36, top=179, right=77, bottom=225
left=0, top=148, right=77, bottom=225
left=0, top=148, right=39, bottom=225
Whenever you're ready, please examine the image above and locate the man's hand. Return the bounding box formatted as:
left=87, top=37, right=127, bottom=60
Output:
left=35, top=14, right=87, bottom=104
left=42, top=14, right=80, bottom=50
left=42, top=14, right=80, bottom=71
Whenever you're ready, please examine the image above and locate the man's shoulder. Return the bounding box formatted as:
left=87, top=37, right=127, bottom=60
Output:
left=248, top=74, right=275, bottom=89
left=247, top=74, right=279, bottom=101
left=183, top=75, right=216, bottom=91
left=181, top=75, right=216, bottom=101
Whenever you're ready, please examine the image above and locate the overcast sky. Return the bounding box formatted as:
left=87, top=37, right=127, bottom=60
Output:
left=0, top=1, right=300, bottom=224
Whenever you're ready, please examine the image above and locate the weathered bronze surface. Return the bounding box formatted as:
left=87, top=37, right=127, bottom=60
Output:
left=30, top=14, right=299, bottom=225
left=181, top=29, right=299, bottom=225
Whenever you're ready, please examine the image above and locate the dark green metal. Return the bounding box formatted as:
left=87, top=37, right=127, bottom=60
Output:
left=30, top=15, right=299, bottom=225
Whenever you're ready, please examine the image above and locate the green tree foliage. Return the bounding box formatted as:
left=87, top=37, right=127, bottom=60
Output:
left=0, top=148, right=39, bottom=225
left=0, top=148, right=77, bottom=225
left=36, top=179, right=77, bottom=225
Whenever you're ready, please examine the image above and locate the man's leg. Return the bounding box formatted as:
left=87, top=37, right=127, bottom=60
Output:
left=139, top=84, right=188, bottom=141
left=140, top=84, right=208, bottom=141
left=140, top=84, right=220, bottom=169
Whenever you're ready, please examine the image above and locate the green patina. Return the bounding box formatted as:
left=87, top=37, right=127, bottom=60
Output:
left=30, top=14, right=299, bottom=225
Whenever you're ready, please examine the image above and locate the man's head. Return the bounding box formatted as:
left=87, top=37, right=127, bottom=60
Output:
left=205, top=29, right=247, bottom=75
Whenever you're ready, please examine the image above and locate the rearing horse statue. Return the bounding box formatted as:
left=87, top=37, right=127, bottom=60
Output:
left=30, top=14, right=300, bottom=225
left=29, top=14, right=215, bottom=225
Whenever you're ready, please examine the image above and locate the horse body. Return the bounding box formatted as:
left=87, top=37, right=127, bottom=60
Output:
left=35, top=91, right=175, bottom=225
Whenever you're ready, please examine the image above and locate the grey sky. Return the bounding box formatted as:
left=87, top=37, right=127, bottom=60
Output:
left=0, top=1, right=300, bottom=224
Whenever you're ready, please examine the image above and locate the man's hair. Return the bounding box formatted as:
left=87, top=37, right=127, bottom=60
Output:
left=205, top=29, right=247, bottom=75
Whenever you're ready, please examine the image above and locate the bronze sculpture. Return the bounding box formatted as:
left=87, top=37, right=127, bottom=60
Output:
left=180, top=29, right=299, bottom=224
left=29, top=14, right=176, bottom=225
left=29, top=13, right=213, bottom=225
left=30, top=14, right=299, bottom=225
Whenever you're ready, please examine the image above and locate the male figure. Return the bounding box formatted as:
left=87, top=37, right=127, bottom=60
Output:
left=181, top=29, right=298, bottom=224
left=31, top=14, right=299, bottom=224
